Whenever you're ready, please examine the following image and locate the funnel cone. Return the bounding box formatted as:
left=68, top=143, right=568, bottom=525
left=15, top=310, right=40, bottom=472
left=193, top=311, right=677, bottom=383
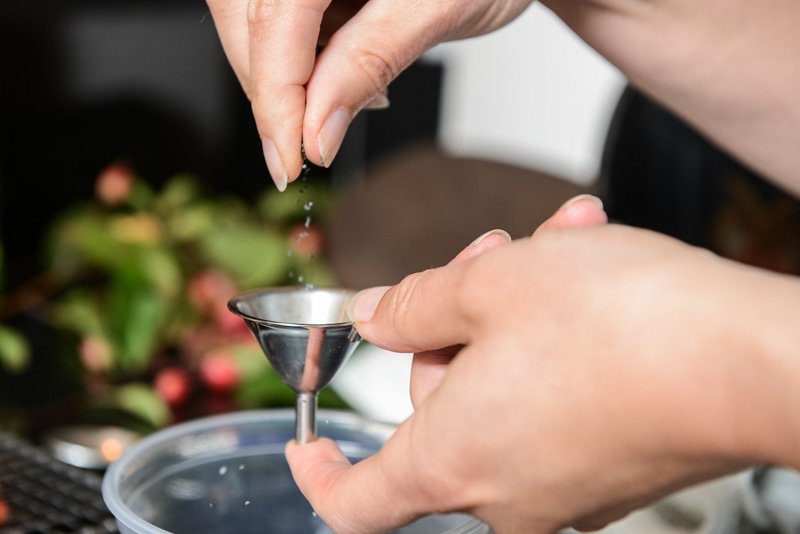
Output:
left=228, top=287, right=361, bottom=442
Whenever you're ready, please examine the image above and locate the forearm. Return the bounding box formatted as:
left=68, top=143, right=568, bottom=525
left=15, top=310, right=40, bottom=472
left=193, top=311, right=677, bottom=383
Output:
left=671, top=253, right=800, bottom=471
left=724, top=262, right=800, bottom=469
left=543, top=0, right=800, bottom=196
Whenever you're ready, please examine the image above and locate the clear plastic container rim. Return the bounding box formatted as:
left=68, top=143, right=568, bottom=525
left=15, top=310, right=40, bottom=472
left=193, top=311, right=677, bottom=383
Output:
left=102, top=409, right=487, bottom=534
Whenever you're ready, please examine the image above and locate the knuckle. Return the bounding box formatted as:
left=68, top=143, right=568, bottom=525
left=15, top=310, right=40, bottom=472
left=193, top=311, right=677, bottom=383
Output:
left=247, top=0, right=277, bottom=25
left=388, top=270, right=427, bottom=332
left=355, top=48, right=400, bottom=95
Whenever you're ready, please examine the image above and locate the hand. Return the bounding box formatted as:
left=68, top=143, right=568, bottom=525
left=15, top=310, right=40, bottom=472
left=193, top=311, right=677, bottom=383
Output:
left=285, top=195, right=800, bottom=533
left=206, top=0, right=533, bottom=190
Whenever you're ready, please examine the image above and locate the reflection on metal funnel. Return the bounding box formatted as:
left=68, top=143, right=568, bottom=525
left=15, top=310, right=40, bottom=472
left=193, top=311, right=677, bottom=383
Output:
left=228, top=287, right=361, bottom=443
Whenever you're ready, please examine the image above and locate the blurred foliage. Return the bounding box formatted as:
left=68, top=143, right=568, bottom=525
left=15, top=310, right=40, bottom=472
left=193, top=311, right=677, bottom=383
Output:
left=0, top=324, right=29, bottom=374
left=0, top=244, right=31, bottom=373
left=0, top=163, right=344, bottom=434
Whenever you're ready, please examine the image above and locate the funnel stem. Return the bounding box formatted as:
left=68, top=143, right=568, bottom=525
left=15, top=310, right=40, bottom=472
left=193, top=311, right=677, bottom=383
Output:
left=296, top=392, right=318, bottom=444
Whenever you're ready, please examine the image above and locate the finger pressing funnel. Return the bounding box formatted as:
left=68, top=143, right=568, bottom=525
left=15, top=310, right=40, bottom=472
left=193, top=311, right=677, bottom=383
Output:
left=228, top=287, right=361, bottom=443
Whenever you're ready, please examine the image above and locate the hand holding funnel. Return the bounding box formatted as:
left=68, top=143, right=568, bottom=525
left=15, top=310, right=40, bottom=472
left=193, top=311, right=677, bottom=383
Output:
left=228, top=287, right=361, bottom=444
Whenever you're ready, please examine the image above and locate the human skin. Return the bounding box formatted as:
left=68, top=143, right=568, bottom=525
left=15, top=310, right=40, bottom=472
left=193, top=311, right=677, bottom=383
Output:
left=207, top=0, right=800, bottom=195
left=205, top=1, right=800, bottom=532
left=284, top=197, right=800, bottom=533
left=205, top=0, right=532, bottom=190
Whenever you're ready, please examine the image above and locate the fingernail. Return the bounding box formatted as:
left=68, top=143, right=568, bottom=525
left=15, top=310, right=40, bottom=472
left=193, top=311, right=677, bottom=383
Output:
left=261, top=137, right=288, bottom=192
left=468, top=229, right=512, bottom=248
left=346, top=286, right=390, bottom=323
left=560, top=194, right=603, bottom=211
left=317, top=108, right=350, bottom=168
left=364, top=93, right=390, bottom=110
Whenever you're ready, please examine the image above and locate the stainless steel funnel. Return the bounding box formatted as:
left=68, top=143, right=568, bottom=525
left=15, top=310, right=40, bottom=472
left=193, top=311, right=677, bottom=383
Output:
left=228, top=287, right=361, bottom=443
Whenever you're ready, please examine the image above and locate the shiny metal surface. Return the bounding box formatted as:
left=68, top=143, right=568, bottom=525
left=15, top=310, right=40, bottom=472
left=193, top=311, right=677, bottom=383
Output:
left=228, top=288, right=361, bottom=444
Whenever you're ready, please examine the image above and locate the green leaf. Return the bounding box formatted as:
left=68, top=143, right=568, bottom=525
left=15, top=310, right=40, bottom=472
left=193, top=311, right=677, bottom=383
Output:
left=235, top=369, right=296, bottom=408
left=51, top=291, right=105, bottom=336
left=0, top=324, right=30, bottom=373
left=166, top=202, right=216, bottom=242
left=231, top=344, right=271, bottom=376
left=257, top=183, right=334, bottom=224
left=233, top=367, right=349, bottom=409
left=108, top=383, right=170, bottom=427
left=108, top=273, right=165, bottom=374
left=136, top=247, right=183, bottom=303
left=199, top=224, right=289, bottom=288
left=318, top=387, right=349, bottom=409
left=154, top=175, right=198, bottom=214
left=127, top=180, right=155, bottom=211
left=47, top=209, right=134, bottom=277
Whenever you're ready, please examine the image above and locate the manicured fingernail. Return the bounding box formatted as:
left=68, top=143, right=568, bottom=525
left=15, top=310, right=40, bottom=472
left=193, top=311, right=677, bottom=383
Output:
left=346, top=286, right=390, bottom=323
left=317, top=108, right=350, bottom=168
left=364, top=93, right=390, bottom=110
left=261, top=137, right=288, bottom=192
left=560, top=194, right=603, bottom=211
left=469, top=229, right=512, bottom=248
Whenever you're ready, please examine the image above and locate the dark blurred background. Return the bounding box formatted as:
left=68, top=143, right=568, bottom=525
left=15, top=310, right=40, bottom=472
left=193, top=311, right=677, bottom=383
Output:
left=0, top=0, right=448, bottom=433
left=0, top=0, right=443, bottom=289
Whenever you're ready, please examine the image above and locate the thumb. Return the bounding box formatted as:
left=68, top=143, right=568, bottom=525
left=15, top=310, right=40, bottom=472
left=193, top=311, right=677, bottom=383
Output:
left=286, top=425, right=430, bottom=533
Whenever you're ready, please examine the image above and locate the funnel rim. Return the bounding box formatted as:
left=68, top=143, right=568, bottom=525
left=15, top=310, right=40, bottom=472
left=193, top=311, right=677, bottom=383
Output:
left=227, top=286, right=356, bottom=328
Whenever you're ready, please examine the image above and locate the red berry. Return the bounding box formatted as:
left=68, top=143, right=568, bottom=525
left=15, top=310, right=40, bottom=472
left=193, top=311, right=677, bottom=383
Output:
left=212, top=299, right=249, bottom=335
left=288, top=224, right=324, bottom=257
left=0, top=499, right=9, bottom=527
left=188, top=270, right=236, bottom=313
left=154, top=367, right=191, bottom=406
left=200, top=352, right=240, bottom=394
left=78, top=336, right=112, bottom=373
left=95, top=162, right=134, bottom=205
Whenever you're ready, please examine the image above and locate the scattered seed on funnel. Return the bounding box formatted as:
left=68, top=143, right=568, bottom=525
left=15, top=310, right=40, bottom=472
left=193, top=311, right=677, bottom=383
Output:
left=238, top=464, right=244, bottom=470
left=245, top=500, right=251, bottom=506
left=209, top=502, right=214, bottom=508
left=219, top=465, right=227, bottom=476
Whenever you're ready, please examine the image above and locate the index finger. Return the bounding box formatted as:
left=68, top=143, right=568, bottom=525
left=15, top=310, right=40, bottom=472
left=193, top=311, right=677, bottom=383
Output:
left=248, top=0, right=331, bottom=190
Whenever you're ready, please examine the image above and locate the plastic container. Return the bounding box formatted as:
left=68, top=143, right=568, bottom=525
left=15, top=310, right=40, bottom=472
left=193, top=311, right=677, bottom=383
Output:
left=103, top=409, right=489, bottom=534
